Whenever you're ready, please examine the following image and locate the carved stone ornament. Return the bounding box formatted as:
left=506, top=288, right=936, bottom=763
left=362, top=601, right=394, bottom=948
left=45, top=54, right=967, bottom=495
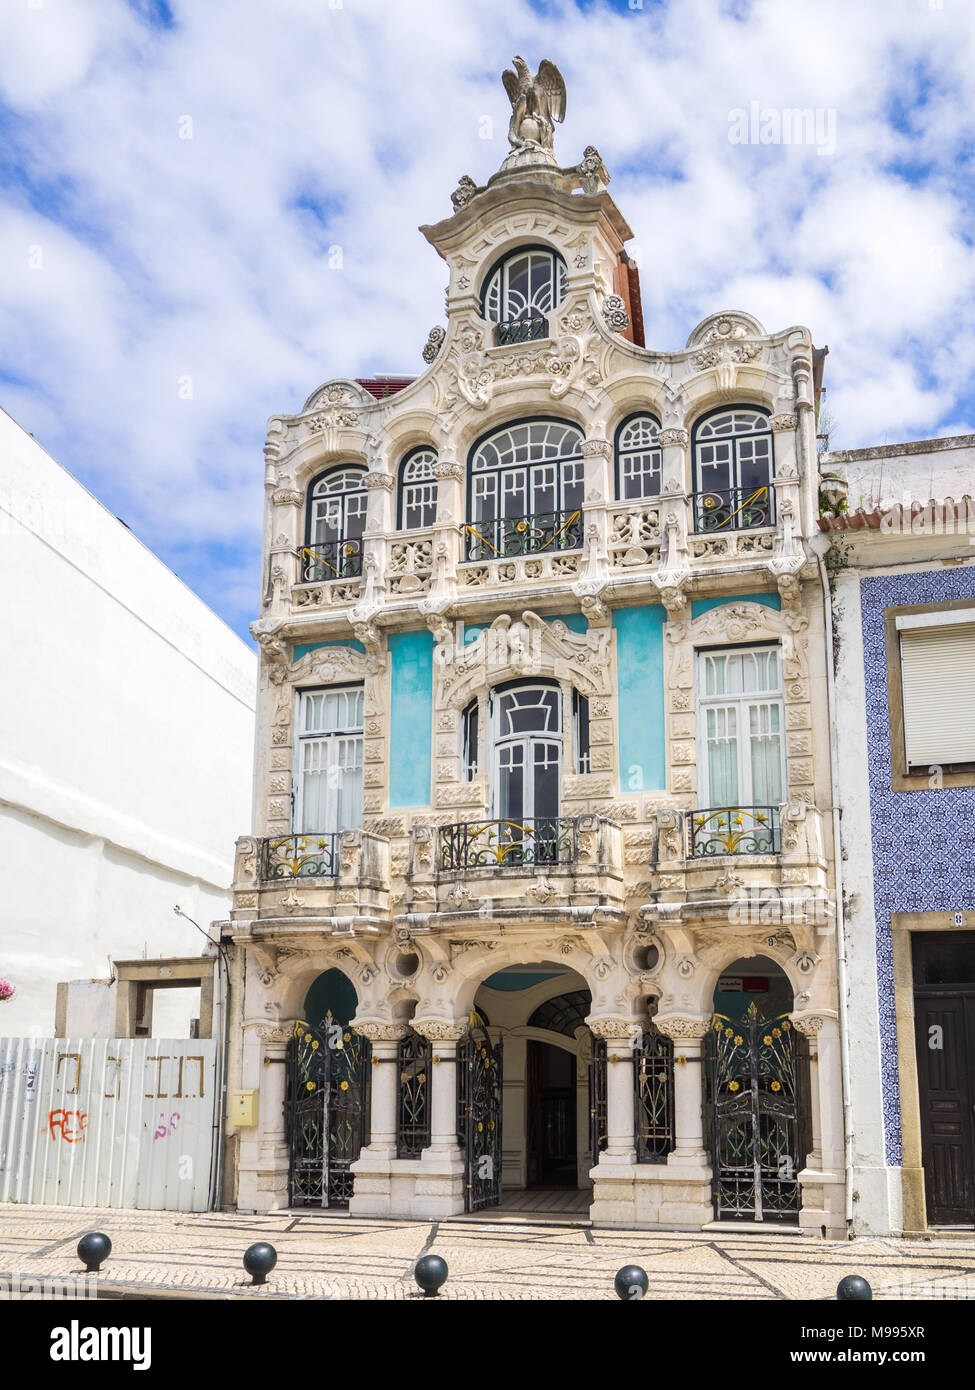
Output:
left=450, top=174, right=482, bottom=211
left=790, top=1011, right=834, bottom=1037
left=601, top=294, right=630, bottom=332
left=255, top=1023, right=292, bottom=1045
left=587, top=1016, right=637, bottom=1041
left=653, top=1014, right=711, bottom=1041
left=411, top=1018, right=469, bottom=1043
left=422, top=326, right=446, bottom=363
left=770, top=413, right=798, bottom=433
left=432, top=460, right=463, bottom=482
left=501, top=56, right=566, bottom=162
left=272, top=487, right=302, bottom=507
left=658, top=428, right=689, bottom=449
left=352, top=1020, right=410, bottom=1042
left=364, top=471, right=394, bottom=492
left=580, top=438, right=611, bottom=459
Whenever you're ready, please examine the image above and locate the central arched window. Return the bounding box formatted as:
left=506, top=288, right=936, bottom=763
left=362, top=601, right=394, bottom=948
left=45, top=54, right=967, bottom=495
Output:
left=397, top=447, right=437, bottom=530
left=615, top=413, right=662, bottom=500
left=466, top=420, right=584, bottom=561
left=481, top=246, right=568, bottom=344
left=691, top=407, right=774, bottom=533
left=304, top=466, right=367, bottom=580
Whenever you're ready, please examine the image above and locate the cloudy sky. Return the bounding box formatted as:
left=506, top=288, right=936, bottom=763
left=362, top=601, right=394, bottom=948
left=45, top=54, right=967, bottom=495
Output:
left=2, top=0, right=974, bottom=639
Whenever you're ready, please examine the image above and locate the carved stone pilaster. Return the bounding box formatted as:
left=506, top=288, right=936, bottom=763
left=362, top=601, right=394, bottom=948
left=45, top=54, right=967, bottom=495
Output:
left=659, top=428, right=689, bottom=449
left=770, top=413, right=798, bottom=433
left=653, top=1014, right=711, bottom=1041
left=586, top=1015, right=637, bottom=1041
left=352, top=1020, right=410, bottom=1042
left=411, top=1018, right=468, bottom=1043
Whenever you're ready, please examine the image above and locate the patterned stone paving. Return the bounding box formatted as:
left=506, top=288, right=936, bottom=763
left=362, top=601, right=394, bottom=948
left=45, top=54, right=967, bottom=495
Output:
left=1, top=1205, right=973, bottom=1300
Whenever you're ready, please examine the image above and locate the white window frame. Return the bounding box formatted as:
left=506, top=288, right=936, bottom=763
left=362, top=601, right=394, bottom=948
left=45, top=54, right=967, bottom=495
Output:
left=489, top=683, right=563, bottom=822
left=293, top=684, right=364, bottom=834
left=695, top=644, right=786, bottom=810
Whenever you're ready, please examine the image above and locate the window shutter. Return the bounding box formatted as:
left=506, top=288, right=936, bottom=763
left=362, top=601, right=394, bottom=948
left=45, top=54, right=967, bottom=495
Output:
left=900, top=623, right=975, bottom=767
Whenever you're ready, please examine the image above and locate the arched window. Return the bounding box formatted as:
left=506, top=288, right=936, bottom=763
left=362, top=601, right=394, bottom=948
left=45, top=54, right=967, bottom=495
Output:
left=397, top=447, right=437, bottom=530
left=304, top=466, right=367, bottom=580
left=615, top=413, right=662, bottom=500
left=481, top=246, right=568, bottom=344
left=466, top=419, right=584, bottom=561
left=691, top=407, right=774, bottom=533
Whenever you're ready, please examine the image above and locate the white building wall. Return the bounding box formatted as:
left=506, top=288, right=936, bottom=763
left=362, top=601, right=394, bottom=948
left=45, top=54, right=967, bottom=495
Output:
left=0, top=407, right=256, bottom=1037
left=832, top=567, right=902, bottom=1235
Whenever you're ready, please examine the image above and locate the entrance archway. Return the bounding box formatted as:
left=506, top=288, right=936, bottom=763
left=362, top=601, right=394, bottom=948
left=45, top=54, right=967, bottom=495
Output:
left=288, top=967, right=370, bottom=1209
left=704, top=954, right=808, bottom=1224
left=471, top=963, right=594, bottom=1214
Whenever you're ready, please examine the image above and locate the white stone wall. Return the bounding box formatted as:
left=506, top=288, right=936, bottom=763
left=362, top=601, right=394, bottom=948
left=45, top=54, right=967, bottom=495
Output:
left=0, top=407, right=256, bottom=1036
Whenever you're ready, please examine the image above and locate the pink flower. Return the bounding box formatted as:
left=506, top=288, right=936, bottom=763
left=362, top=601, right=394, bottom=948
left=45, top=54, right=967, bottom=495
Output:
left=0, top=980, right=15, bottom=1002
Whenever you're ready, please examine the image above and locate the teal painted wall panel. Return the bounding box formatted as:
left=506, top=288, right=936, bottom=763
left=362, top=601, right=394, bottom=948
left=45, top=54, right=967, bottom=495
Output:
left=293, top=638, right=366, bottom=662
left=612, top=605, right=666, bottom=792
left=389, top=630, right=434, bottom=807
left=690, top=592, right=781, bottom=619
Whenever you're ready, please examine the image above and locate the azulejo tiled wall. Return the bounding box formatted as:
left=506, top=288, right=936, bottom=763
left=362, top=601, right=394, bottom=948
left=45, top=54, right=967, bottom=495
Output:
left=861, top=568, right=975, bottom=1164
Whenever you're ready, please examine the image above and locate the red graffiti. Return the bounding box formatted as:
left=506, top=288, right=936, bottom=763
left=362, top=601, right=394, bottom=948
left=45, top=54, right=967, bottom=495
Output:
left=46, top=1109, right=87, bottom=1143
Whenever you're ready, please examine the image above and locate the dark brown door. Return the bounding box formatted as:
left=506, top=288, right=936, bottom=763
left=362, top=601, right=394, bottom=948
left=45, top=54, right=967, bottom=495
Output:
left=913, top=933, right=975, bottom=1226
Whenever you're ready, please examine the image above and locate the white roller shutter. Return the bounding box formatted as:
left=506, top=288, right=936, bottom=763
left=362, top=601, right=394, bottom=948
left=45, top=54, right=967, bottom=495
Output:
left=899, top=623, right=975, bottom=767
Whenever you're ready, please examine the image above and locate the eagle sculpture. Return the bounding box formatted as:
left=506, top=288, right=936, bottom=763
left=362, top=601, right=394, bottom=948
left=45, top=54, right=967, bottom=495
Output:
left=502, top=57, right=566, bottom=155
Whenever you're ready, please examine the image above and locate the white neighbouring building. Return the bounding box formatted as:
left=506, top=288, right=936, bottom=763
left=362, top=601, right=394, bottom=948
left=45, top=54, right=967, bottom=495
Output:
left=0, top=406, right=257, bottom=1039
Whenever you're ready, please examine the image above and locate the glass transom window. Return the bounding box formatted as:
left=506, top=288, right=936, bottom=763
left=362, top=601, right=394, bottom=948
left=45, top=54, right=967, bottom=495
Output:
left=481, top=248, right=568, bottom=343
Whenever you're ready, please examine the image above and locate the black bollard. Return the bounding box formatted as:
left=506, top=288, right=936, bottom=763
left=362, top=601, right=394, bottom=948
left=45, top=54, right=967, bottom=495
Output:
left=243, top=1242, right=278, bottom=1286
left=614, top=1265, right=649, bottom=1300
left=836, top=1274, right=872, bottom=1301
left=414, top=1254, right=448, bottom=1297
left=77, top=1232, right=112, bottom=1273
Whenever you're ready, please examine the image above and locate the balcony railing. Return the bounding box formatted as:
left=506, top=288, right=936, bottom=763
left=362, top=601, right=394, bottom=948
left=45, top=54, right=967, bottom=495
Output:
left=298, top=539, right=363, bottom=582
left=263, top=833, right=339, bottom=880
left=464, top=508, right=583, bottom=562
left=691, top=484, right=775, bottom=534
left=496, top=315, right=548, bottom=345
left=439, top=817, right=578, bottom=871
left=689, top=807, right=781, bottom=857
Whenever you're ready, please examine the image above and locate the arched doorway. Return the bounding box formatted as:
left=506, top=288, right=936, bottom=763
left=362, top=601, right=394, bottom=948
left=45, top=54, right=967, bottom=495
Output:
left=288, top=968, right=370, bottom=1208
left=470, top=963, right=594, bottom=1214
left=704, top=954, right=808, bottom=1224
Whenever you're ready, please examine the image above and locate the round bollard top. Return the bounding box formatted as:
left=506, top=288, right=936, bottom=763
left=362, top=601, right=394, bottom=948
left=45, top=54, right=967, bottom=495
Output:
left=836, top=1274, right=872, bottom=1301
left=243, top=1242, right=278, bottom=1284
left=614, top=1265, right=649, bottom=1300
left=414, top=1254, right=448, bottom=1296
left=77, top=1232, right=112, bottom=1271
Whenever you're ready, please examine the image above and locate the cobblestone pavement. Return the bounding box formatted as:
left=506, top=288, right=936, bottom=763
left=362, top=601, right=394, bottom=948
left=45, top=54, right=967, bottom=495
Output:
left=2, top=1205, right=974, bottom=1300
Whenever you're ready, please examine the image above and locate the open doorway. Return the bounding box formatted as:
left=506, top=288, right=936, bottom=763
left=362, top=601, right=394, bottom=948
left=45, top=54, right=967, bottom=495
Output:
left=525, top=1039, right=577, bottom=1187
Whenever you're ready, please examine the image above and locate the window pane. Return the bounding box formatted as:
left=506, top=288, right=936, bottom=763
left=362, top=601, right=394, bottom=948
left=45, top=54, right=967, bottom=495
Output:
left=706, top=705, right=739, bottom=805
left=749, top=702, right=782, bottom=805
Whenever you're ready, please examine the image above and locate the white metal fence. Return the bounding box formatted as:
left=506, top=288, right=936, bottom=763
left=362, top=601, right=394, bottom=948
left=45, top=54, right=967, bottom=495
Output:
left=0, top=1038, right=216, bottom=1211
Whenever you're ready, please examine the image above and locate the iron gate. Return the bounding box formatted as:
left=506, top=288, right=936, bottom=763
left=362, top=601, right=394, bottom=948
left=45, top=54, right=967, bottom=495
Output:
left=458, top=1016, right=503, bottom=1212
left=287, top=1014, right=370, bottom=1208
left=705, top=1003, right=802, bottom=1221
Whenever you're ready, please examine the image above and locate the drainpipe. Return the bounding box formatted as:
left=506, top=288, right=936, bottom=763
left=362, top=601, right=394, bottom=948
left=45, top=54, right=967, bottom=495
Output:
left=809, top=534, right=856, bottom=1234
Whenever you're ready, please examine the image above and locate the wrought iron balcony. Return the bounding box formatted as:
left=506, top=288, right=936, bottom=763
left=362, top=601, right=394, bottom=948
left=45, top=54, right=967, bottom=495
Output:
left=495, top=315, right=548, bottom=345
left=691, top=484, right=775, bottom=534
left=439, top=817, right=578, bottom=871
left=298, top=538, right=363, bottom=582
left=262, top=833, right=339, bottom=880
left=689, top=807, right=781, bottom=857
left=464, top=508, right=583, bottom=562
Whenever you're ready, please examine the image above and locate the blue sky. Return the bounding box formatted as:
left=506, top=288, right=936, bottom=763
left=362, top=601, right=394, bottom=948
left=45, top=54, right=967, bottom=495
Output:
left=2, top=0, right=975, bottom=640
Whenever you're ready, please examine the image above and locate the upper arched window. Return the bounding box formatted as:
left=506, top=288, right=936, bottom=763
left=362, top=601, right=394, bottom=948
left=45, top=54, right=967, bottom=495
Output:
left=397, top=447, right=437, bottom=530
left=466, top=419, right=584, bottom=561
left=691, top=407, right=774, bottom=533
left=481, top=246, right=568, bottom=344
left=304, top=465, right=367, bottom=580
left=615, top=414, right=662, bottom=500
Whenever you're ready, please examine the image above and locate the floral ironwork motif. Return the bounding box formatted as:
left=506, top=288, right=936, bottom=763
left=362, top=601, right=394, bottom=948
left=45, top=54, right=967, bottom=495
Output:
left=635, top=1028, right=675, bottom=1163
left=690, top=807, right=781, bottom=857
left=458, top=1015, right=503, bottom=1212
left=287, top=1014, right=370, bottom=1208
left=496, top=315, right=549, bottom=344
left=263, top=834, right=339, bottom=880
left=691, top=484, right=775, bottom=534
left=396, top=1031, right=432, bottom=1158
left=705, top=1004, right=802, bottom=1221
left=299, top=538, right=363, bottom=581
left=464, top=508, right=582, bottom=561
left=439, top=817, right=578, bottom=870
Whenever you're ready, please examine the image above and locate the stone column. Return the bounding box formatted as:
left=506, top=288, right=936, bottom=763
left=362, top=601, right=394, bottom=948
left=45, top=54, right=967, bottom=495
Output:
left=589, top=1017, right=638, bottom=1164
left=431, top=459, right=463, bottom=602
left=791, top=1012, right=823, bottom=1169
left=654, top=1014, right=711, bottom=1166
left=792, top=1010, right=846, bottom=1238
left=348, top=1021, right=409, bottom=1218
left=362, top=471, right=394, bottom=595
left=268, top=486, right=302, bottom=610
left=409, top=1018, right=467, bottom=1218
left=238, top=1021, right=292, bottom=1213
left=658, top=427, right=690, bottom=552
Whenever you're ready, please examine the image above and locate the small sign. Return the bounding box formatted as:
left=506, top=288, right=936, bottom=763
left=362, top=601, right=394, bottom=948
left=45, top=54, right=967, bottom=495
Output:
left=718, top=977, right=743, bottom=992
left=954, top=911, right=965, bottom=927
